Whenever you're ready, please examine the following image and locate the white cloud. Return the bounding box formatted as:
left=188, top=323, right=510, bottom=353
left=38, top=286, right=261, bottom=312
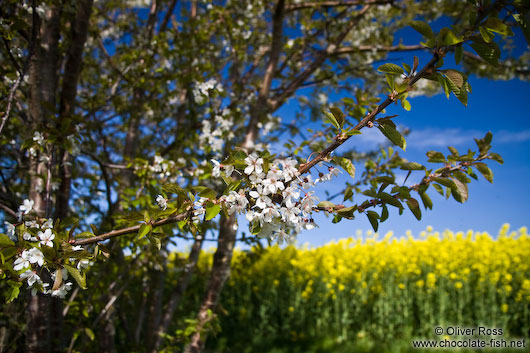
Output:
left=348, top=127, right=530, bottom=150
left=495, top=130, right=530, bottom=143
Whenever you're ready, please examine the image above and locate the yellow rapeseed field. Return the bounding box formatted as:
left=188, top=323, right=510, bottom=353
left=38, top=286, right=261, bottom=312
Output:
left=201, top=224, right=530, bottom=350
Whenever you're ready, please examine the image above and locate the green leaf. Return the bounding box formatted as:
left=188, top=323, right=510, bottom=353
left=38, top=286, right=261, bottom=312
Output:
left=162, top=183, right=187, bottom=198
left=479, top=26, right=495, bottom=43
left=64, top=264, right=87, bottom=289
left=198, top=187, right=217, bottom=200
left=489, top=152, right=504, bottom=164
left=378, top=192, right=403, bottom=209
left=366, top=211, right=379, bottom=232
left=380, top=205, right=389, bottom=222
left=0, top=234, right=15, bottom=247
left=338, top=158, right=355, bottom=179
left=317, top=201, right=335, bottom=209
left=443, top=69, right=464, bottom=88
left=470, top=40, right=500, bottom=66
left=453, top=171, right=471, bottom=184
left=147, top=235, right=162, bottom=250
left=337, top=206, right=356, bottom=219
left=437, top=28, right=464, bottom=46
left=410, top=20, right=434, bottom=39
left=402, top=99, right=411, bottom=111
left=227, top=180, right=242, bottom=192
left=377, top=122, right=406, bottom=150
left=484, top=17, right=513, bottom=36
left=432, top=183, right=444, bottom=196
left=400, top=162, right=425, bottom=170
left=427, top=151, right=446, bottom=163
left=406, top=198, right=422, bottom=220
left=329, top=106, right=346, bottom=128
left=433, top=177, right=456, bottom=189
left=402, top=62, right=411, bottom=75
left=250, top=221, right=261, bottom=235
left=513, top=13, right=530, bottom=46
left=205, top=202, right=221, bottom=221
left=343, top=187, right=353, bottom=202
left=377, top=63, right=404, bottom=75
left=450, top=178, right=469, bottom=203
left=344, top=129, right=362, bottom=136
left=474, top=163, right=493, bottom=183
left=323, top=111, right=340, bottom=130
left=76, top=231, right=95, bottom=239
left=454, top=84, right=468, bottom=106
left=138, top=223, right=152, bottom=240
left=5, top=281, right=22, bottom=303
left=419, top=191, right=433, bottom=210
left=85, top=328, right=95, bottom=341
left=455, top=44, right=463, bottom=65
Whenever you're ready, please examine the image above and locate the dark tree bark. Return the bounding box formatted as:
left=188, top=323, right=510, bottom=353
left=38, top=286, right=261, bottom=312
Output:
left=184, top=215, right=237, bottom=353
left=150, top=235, right=204, bottom=352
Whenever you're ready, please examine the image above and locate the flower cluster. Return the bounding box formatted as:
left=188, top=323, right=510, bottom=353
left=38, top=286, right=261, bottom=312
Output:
left=214, top=154, right=341, bottom=243
left=5, top=199, right=89, bottom=299
left=199, top=109, right=234, bottom=153
left=192, top=78, right=223, bottom=104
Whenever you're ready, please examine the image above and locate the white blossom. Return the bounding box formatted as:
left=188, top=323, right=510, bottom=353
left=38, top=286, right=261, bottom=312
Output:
left=41, top=218, right=53, bottom=229
left=19, top=199, right=34, bottom=215
left=38, top=229, right=55, bottom=247
left=156, top=195, right=167, bottom=210
left=28, top=247, right=44, bottom=266
left=51, top=282, right=72, bottom=298
left=249, top=186, right=272, bottom=209
left=14, top=251, right=31, bottom=271
left=23, top=232, right=38, bottom=242
left=20, top=270, right=41, bottom=286
left=262, top=176, right=285, bottom=195
left=4, top=221, right=16, bottom=241
left=244, top=153, right=264, bottom=175
left=77, top=259, right=90, bottom=270
left=211, top=159, right=221, bottom=177
left=301, top=191, right=319, bottom=216
left=33, top=131, right=45, bottom=146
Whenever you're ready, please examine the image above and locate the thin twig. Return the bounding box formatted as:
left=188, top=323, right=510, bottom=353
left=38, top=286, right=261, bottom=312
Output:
left=0, top=0, right=37, bottom=136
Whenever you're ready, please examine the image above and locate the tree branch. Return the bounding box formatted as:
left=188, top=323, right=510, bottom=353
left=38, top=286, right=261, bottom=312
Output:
left=71, top=209, right=192, bottom=245
left=285, top=0, right=393, bottom=12
left=333, top=43, right=425, bottom=55
left=297, top=50, right=442, bottom=175
left=271, top=4, right=372, bottom=110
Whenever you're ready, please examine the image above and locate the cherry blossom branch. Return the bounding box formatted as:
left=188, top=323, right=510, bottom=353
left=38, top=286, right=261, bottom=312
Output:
left=315, top=155, right=489, bottom=215
left=297, top=50, right=442, bottom=175
left=71, top=209, right=192, bottom=245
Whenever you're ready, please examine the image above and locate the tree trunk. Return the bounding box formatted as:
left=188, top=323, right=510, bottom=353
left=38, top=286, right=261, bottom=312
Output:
left=184, top=215, right=236, bottom=353
left=55, top=0, right=94, bottom=221
left=26, top=4, right=61, bottom=352
left=150, top=235, right=204, bottom=352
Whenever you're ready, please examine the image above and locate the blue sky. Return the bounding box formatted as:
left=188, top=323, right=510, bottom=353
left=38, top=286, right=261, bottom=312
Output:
left=297, top=76, right=530, bottom=246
